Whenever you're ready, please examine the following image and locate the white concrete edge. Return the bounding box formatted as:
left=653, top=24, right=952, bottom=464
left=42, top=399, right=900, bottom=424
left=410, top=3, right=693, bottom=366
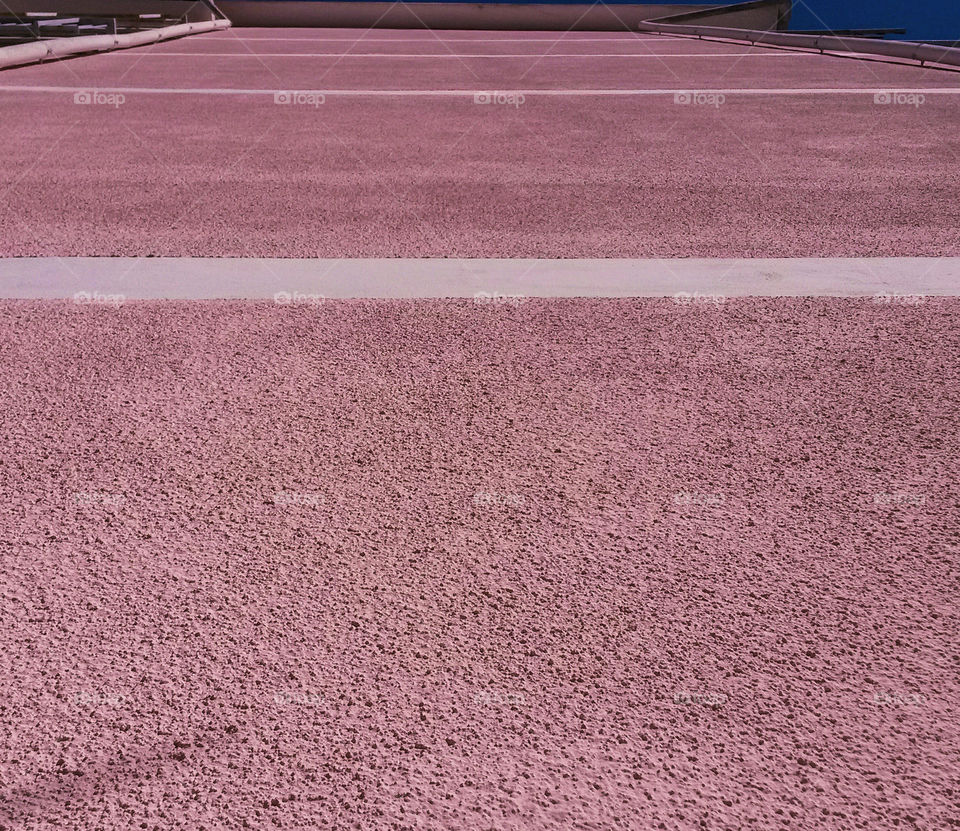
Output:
left=0, top=258, right=957, bottom=299
left=0, top=18, right=231, bottom=71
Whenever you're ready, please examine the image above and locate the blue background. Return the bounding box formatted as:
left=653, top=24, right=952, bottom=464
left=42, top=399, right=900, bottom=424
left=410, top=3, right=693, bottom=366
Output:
left=788, top=1, right=960, bottom=41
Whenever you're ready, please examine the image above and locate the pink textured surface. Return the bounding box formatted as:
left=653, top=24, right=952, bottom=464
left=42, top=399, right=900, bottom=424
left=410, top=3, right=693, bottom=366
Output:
left=1, top=29, right=959, bottom=257
left=0, top=299, right=957, bottom=830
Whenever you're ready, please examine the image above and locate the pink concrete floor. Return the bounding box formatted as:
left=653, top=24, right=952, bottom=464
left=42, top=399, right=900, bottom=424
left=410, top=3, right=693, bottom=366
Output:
left=1, top=29, right=959, bottom=257
left=0, top=299, right=957, bottom=830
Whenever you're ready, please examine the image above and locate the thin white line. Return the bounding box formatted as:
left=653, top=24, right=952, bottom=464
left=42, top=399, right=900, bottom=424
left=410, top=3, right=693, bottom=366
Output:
left=117, top=51, right=811, bottom=59
left=2, top=86, right=958, bottom=96
left=221, top=36, right=673, bottom=42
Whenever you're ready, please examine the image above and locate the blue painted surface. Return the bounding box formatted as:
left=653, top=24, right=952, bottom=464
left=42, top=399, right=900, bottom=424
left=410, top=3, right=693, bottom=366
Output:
left=789, top=1, right=960, bottom=41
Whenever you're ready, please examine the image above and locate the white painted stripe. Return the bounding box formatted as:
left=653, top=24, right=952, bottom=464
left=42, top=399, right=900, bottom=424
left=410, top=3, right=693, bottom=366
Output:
left=221, top=36, right=673, bottom=42
left=2, top=258, right=957, bottom=298
left=113, top=51, right=806, bottom=58
left=1, top=85, right=958, bottom=96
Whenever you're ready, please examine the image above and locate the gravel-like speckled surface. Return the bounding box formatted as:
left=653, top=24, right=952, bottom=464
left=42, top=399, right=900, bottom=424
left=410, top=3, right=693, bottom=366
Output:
left=0, top=299, right=957, bottom=830
left=2, top=29, right=960, bottom=258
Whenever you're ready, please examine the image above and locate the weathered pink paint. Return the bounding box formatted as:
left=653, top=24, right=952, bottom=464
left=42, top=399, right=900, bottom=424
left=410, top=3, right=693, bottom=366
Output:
left=0, top=298, right=956, bottom=829
left=0, top=29, right=958, bottom=257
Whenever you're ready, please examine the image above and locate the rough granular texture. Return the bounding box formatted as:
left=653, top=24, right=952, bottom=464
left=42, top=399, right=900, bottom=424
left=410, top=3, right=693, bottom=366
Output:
left=2, top=29, right=960, bottom=258
left=0, top=299, right=957, bottom=830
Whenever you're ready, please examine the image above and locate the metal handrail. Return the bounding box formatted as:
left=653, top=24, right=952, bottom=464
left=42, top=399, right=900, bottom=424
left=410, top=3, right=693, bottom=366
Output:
left=0, top=16, right=229, bottom=69
left=636, top=20, right=960, bottom=69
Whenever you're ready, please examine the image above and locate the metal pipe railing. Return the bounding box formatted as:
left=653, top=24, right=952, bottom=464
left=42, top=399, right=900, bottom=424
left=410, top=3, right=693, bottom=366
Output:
left=636, top=20, right=960, bottom=69
left=0, top=16, right=230, bottom=70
